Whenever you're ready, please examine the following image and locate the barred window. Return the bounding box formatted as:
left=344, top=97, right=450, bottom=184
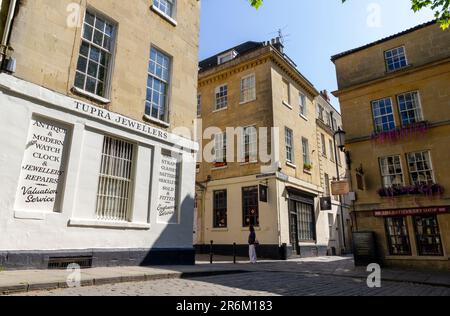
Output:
left=153, top=0, right=175, bottom=17
left=385, top=47, right=408, bottom=72
left=96, top=136, right=134, bottom=221
left=372, top=98, right=396, bottom=133
left=407, top=151, right=435, bottom=185
left=397, top=91, right=423, bottom=126
left=213, top=190, right=227, bottom=228
left=146, top=47, right=171, bottom=122
left=380, top=155, right=404, bottom=188
left=215, top=85, right=228, bottom=110
left=240, top=74, right=256, bottom=103
left=285, top=127, right=294, bottom=163
left=414, top=215, right=443, bottom=256
left=242, top=186, right=259, bottom=227
left=385, top=217, right=411, bottom=256
left=75, top=11, right=115, bottom=98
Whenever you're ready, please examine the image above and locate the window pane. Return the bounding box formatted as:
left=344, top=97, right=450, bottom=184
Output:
left=242, top=187, right=259, bottom=227
left=414, top=215, right=443, bottom=256
left=385, top=217, right=411, bottom=255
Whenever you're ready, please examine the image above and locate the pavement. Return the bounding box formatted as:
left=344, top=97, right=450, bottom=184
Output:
left=1, top=255, right=450, bottom=295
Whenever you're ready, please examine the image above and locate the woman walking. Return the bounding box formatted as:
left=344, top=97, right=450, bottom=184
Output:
left=248, top=225, right=258, bottom=264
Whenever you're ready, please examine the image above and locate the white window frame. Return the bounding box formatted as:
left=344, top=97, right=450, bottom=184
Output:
left=299, top=93, right=307, bottom=117
left=302, top=138, right=310, bottom=165
left=321, top=134, right=327, bottom=158
left=317, top=104, right=324, bottom=121
left=215, top=84, right=228, bottom=111
left=74, top=9, right=117, bottom=101
left=145, top=46, right=172, bottom=124
left=397, top=91, right=424, bottom=127
left=96, top=136, right=136, bottom=222
left=380, top=155, right=404, bottom=188
left=329, top=139, right=335, bottom=162
left=385, top=46, right=408, bottom=72
left=407, top=151, right=435, bottom=186
left=240, top=74, right=256, bottom=104
left=241, top=126, right=258, bottom=163
left=282, top=79, right=291, bottom=106
left=152, top=0, right=175, bottom=17
left=214, top=132, right=227, bottom=163
left=285, top=127, right=294, bottom=164
left=372, top=97, right=396, bottom=133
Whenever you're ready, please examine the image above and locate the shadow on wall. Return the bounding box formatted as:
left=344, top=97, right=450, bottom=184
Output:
left=139, top=195, right=196, bottom=266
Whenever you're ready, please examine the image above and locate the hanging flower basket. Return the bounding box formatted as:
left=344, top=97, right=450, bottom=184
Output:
left=372, top=121, right=429, bottom=144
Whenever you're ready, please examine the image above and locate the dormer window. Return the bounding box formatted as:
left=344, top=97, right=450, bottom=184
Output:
left=218, top=50, right=238, bottom=65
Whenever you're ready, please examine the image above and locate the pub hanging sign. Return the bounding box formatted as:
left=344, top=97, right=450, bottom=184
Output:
left=259, top=184, right=268, bottom=203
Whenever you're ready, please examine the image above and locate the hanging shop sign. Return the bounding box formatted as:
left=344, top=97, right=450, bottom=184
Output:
left=259, top=184, right=268, bottom=203
left=320, top=197, right=332, bottom=211
left=331, top=180, right=350, bottom=195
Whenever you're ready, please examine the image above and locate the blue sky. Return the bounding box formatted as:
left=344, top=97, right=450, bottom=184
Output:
left=199, top=0, right=435, bottom=109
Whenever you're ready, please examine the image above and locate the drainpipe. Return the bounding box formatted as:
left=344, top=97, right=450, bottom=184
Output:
left=0, top=0, right=18, bottom=67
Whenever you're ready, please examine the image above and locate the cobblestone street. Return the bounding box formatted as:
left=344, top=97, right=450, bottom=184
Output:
left=14, top=271, right=450, bottom=296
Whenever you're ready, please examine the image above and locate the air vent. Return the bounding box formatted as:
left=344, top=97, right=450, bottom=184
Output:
left=48, top=256, right=93, bottom=270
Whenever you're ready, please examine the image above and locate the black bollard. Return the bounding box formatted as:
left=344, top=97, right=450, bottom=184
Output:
left=233, top=243, right=237, bottom=264
left=210, top=240, right=213, bottom=264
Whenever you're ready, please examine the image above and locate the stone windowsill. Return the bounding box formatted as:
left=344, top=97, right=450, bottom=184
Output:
left=239, top=98, right=257, bottom=105
left=143, top=114, right=170, bottom=128
left=72, top=86, right=111, bottom=104
left=68, top=218, right=151, bottom=230
left=286, top=162, right=297, bottom=169
left=212, top=107, right=228, bottom=113
left=150, top=5, right=178, bottom=26
left=299, top=113, right=308, bottom=121
left=282, top=101, right=292, bottom=110
left=385, top=255, right=448, bottom=261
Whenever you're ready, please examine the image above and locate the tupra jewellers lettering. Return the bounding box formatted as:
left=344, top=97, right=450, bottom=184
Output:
left=73, top=101, right=169, bottom=141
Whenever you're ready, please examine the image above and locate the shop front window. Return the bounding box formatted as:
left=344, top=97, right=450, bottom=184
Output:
left=414, top=215, right=443, bottom=256
left=385, top=217, right=411, bottom=256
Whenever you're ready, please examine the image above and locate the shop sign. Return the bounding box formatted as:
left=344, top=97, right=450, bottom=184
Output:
left=374, top=206, right=450, bottom=217
left=331, top=180, right=350, bottom=195
left=15, top=117, right=69, bottom=212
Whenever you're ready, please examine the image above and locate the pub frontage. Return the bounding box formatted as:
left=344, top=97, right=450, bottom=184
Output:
left=354, top=206, right=450, bottom=271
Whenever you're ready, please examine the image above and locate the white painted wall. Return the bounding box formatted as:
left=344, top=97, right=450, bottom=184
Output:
left=0, top=74, right=197, bottom=252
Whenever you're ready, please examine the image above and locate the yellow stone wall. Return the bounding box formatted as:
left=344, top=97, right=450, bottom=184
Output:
left=7, top=0, right=200, bottom=132
left=334, top=22, right=450, bottom=269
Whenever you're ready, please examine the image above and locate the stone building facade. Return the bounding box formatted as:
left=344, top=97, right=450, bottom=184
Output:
left=332, top=21, right=450, bottom=270
left=0, top=0, right=200, bottom=269
left=195, top=40, right=350, bottom=259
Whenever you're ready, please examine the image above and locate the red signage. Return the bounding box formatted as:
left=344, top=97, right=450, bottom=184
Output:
left=374, top=206, right=450, bottom=217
